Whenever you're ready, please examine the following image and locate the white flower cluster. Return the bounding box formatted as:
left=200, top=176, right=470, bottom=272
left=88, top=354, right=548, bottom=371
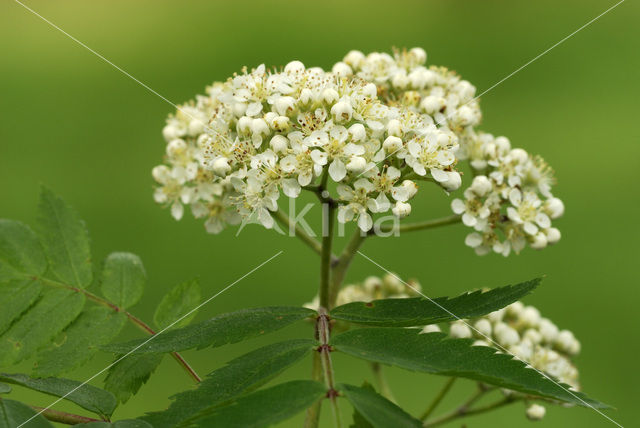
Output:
left=423, top=299, right=582, bottom=420
left=153, top=48, right=563, bottom=255
left=153, top=60, right=461, bottom=233
left=452, top=132, right=564, bottom=256
left=304, top=273, right=421, bottom=310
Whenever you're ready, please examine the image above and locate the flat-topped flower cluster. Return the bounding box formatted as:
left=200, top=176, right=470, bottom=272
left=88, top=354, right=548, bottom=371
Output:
left=152, top=47, right=564, bottom=255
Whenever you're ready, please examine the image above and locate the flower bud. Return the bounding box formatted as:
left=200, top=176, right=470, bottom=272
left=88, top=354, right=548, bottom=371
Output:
left=494, top=322, right=520, bottom=346
left=526, top=404, right=546, bottom=421
left=530, top=232, right=548, bottom=250
left=440, top=171, right=461, bottom=192
left=269, top=135, right=289, bottom=154
left=274, top=96, right=296, bottom=116
left=383, top=136, right=403, bottom=152
left=474, top=318, right=492, bottom=337
left=284, top=60, right=305, bottom=73
left=450, top=321, right=472, bottom=338
left=349, top=123, right=367, bottom=142
left=392, top=201, right=412, bottom=218
left=152, top=165, right=170, bottom=183
left=387, top=119, right=403, bottom=137
left=545, top=197, right=565, bottom=219
left=470, top=175, right=492, bottom=197
left=166, top=139, right=187, bottom=158
left=346, top=156, right=367, bottom=173
left=331, top=100, right=353, bottom=122
left=332, top=61, right=352, bottom=77
left=211, top=157, right=231, bottom=177
left=322, top=88, right=340, bottom=104
left=236, top=116, right=252, bottom=134
left=188, top=119, right=205, bottom=135
left=344, top=50, right=365, bottom=68
left=250, top=118, right=269, bottom=136
left=409, top=47, right=427, bottom=64
left=421, top=324, right=441, bottom=334
left=545, top=227, right=561, bottom=244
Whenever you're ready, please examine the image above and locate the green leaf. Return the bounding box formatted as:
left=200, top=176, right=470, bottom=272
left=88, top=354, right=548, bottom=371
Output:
left=190, top=380, right=326, bottom=428
left=153, top=278, right=200, bottom=329
left=143, top=339, right=316, bottom=428
left=100, top=253, right=146, bottom=309
left=105, top=306, right=316, bottom=354
left=340, top=383, right=422, bottom=428
left=104, top=354, right=164, bottom=404
left=0, top=373, right=117, bottom=418
left=0, top=219, right=47, bottom=281
left=0, top=279, right=42, bottom=335
left=34, top=307, right=127, bottom=377
left=0, top=383, right=10, bottom=394
left=0, top=399, right=54, bottom=428
left=0, top=288, right=85, bottom=366
left=330, top=278, right=541, bottom=327
left=331, top=328, right=607, bottom=408
left=36, top=187, right=92, bottom=288
left=349, top=383, right=375, bottom=428
left=75, top=420, right=152, bottom=428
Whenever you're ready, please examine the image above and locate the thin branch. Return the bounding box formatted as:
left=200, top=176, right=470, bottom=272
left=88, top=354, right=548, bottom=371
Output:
left=329, top=229, right=367, bottom=308
left=273, top=208, right=324, bottom=257
left=423, top=396, right=520, bottom=427
left=370, top=362, right=396, bottom=403
left=372, top=215, right=461, bottom=235
left=32, top=276, right=202, bottom=383
left=420, top=377, right=456, bottom=421
left=30, top=405, right=100, bottom=425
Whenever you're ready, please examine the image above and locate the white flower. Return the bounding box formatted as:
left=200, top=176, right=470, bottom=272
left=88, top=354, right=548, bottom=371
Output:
left=337, top=178, right=379, bottom=231
left=392, top=201, right=412, bottom=218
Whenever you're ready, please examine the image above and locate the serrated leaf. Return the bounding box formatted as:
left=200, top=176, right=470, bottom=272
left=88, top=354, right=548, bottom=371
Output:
left=0, top=383, right=10, bottom=394
left=349, top=382, right=375, bottom=428
left=105, top=306, right=316, bottom=354
left=0, top=399, right=54, bottom=428
left=101, top=253, right=146, bottom=309
left=34, top=307, right=127, bottom=377
left=104, top=354, right=164, bottom=404
left=153, top=278, right=200, bottom=330
left=0, top=373, right=117, bottom=418
left=190, top=380, right=326, bottom=428
left=143, top=339, right=316, bottom=428
left=340, top=383, right=421, bottom=428
left=330, top=278, right=541, bottom=327
left=74, top=420, right=152, bottom=428
left=331, top=328, right=607, bottom=408
left=0, top=288, right=85, bottom=366
left=0, top=279, right=42, bottom=335
left=0, top=219, right=47, bottom=281
left=36, top=187, right=92, bottom=288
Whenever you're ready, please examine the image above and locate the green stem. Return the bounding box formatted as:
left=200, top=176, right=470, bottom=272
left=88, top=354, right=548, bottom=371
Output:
left=319, top=204, right=335, bottom=309
left=29, top=405, right=100, bottom=425
left=370, top=362, right=396, bottom=403
left=273, top=208, right=323, bottom=257
left=420, top=378, right=456, bottom=421
left=372, top=215, right=461, bottom=235
left=304, top=352, right=324, bottom=428
left=32, top=276, right=202, bottom=383
left=329, top=229, right=367, bottom=308
left=317, top=308, right=342, bottom=428
left=423, top=396, right=520, bottom=427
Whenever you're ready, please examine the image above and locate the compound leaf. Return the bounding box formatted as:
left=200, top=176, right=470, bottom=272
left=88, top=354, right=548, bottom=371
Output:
left=0, top=399, right=54, bottom=428
left=0, top=288, right=85, bottom=366
left=105, top=306, right=316, bottom=354
left=143, top=339, right=316, bottom=428
left=0, top=279, right=42, bottom=335
left=331, top=328, right=607, bottom=409
left=0, top=373, right=117, bottom=418
left=0, top=219, right=47, bottom=281
left=35, top=307, right=127, bottom=377
left=104, top=354, right=164, bottom=404
left=190, top=380, right=326, bottom=428
left=340, top=383, right=422, bottom=428
left=153, top=278, right=200, bottom=330
left=36, top=187, right=92, bottom=288
left=101, top=253, right=146, bottom=309
left=330, top=278, right=541, bottom=327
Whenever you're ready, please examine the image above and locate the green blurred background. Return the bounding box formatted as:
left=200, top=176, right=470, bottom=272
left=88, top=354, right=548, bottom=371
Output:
left=1, top=0, right=638, bottom=426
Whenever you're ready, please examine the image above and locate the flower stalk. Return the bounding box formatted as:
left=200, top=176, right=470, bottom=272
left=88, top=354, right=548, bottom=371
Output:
left=420, top=377, right=456, bottom=421
left=317, top=308, right=342, bottom=428
left=29, top=405, right=100, bottom=425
